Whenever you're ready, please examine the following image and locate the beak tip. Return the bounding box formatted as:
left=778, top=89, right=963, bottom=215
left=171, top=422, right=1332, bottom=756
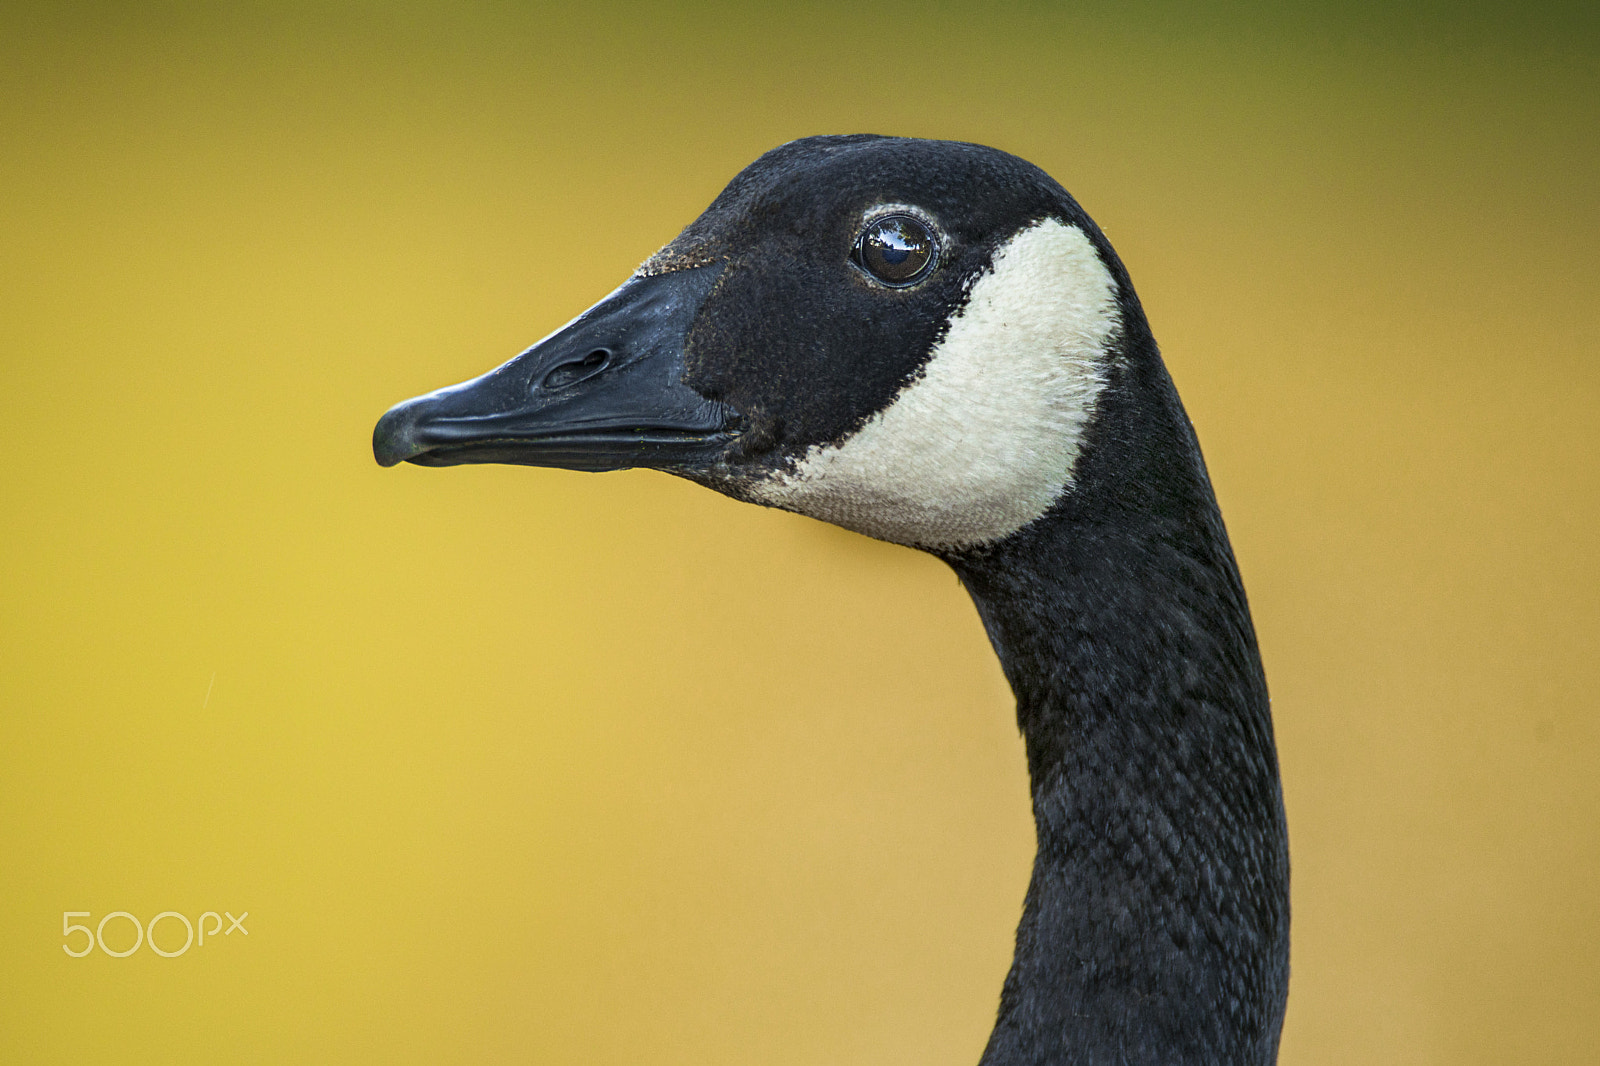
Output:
left=373, top=402, right=423, bottom=468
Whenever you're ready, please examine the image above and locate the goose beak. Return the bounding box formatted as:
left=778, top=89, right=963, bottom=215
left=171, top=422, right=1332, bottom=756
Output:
left=373, top=264, right=739, bottom=473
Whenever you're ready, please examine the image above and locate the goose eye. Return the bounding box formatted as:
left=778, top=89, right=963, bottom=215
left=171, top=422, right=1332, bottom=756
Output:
left=853, top=214, right=936, bottom=286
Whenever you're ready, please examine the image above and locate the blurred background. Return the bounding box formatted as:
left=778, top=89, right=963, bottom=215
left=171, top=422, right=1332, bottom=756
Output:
left=2, top=2, right=1596, bottom=1062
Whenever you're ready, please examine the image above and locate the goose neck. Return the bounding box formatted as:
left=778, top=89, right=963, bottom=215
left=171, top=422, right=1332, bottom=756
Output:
left=950, top=515, right=1290, bottom=1065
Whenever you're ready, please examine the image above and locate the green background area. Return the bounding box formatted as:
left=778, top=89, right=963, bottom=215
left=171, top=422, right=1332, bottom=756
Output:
left=3, top=3, right=1596, bottom=1062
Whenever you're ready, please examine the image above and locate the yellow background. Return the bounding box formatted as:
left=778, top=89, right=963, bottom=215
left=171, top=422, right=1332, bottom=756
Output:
left=3, top=3, right=1596, bottom=1062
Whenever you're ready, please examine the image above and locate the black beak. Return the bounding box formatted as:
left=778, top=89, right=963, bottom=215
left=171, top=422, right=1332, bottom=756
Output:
left=373, top=264, right=739, bottom=472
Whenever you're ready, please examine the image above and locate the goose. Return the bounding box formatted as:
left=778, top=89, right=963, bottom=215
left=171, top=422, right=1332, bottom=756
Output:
left=373, top=135, right=1290, bottom=1065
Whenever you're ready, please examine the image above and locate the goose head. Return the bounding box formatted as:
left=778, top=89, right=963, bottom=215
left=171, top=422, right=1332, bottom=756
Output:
left=374, top=135, right=1138, bottom=555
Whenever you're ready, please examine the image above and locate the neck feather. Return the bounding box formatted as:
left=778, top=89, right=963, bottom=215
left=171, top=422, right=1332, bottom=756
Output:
left=948, top=412, right=1289, bottom=1065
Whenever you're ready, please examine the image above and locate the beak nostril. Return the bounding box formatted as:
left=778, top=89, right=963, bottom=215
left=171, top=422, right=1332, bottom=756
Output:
left=541, top=349, right=612, bottom=391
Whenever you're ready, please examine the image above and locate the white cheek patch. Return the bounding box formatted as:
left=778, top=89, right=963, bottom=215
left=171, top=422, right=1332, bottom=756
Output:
left=747, top=218, right=1120, bottom=550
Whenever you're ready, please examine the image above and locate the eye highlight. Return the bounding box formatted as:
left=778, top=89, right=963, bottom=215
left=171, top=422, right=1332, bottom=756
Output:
left=852, top=214, right=937, bottom=286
